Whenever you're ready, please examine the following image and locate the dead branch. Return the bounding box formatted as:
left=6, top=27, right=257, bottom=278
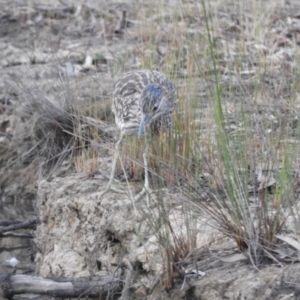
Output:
left=0, top=232, right=34, bottom=238
left=0, top=220, right=23, bottom=227
left=0, top=218, right=39, bottom=235
left=0, top=273, right=121, bottom=299
left=0, top=245, right=29, bottom=252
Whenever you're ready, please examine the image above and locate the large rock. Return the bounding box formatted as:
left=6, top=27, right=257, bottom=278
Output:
left=34, top=176, right=300, bottom=299
left=34, top=176, right=219, bottom=280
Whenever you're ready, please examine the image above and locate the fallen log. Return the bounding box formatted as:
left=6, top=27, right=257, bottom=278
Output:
left=0, top=273, right=122, bottom=299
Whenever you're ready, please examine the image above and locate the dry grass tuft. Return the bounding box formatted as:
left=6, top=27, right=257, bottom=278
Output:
left=9, top=73, right=113, bottom=176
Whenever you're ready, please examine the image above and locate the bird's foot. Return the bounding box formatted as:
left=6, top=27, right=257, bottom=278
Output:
left=99, top=182, right=126, bottom=198
left=134, top=186, right=153, bottom=206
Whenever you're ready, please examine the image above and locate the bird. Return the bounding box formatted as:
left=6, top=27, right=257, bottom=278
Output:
left=101, top=69, right=176, bottom=203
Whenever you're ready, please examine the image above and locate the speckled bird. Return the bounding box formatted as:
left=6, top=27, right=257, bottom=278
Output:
left=101, top=69, right=176, bottom=202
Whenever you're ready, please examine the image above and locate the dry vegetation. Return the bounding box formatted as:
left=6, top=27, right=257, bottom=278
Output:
left=2, top=0, right=300, bottom=293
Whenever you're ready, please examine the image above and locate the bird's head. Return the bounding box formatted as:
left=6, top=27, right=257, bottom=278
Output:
left=138, top=84, right=165, bottom=137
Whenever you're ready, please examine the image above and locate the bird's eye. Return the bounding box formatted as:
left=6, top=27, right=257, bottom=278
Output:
left=153, top=106, right=158, bottom=112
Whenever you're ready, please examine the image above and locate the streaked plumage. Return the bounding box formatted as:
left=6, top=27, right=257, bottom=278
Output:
left=112, top=70, right=175, bottom=136
left=101, top=69, right=176, bottom=202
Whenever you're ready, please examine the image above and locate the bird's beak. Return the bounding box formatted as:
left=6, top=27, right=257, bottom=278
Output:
left=138, top=115, right=150, bottom=138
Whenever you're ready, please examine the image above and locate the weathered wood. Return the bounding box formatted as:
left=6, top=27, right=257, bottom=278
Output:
left=1, top=274, right=121, bottom=299
left=0, top=220, right=23, bottom=227
left=0, top=232, right=33, bottom=238
left=0, top=218, right=39, bottom=234
left=0, top=245, right=29, bottom=252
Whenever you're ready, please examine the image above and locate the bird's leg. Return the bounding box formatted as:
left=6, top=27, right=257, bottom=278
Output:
left=100, top=132, right=125, bottom=196
left=144, top=129, right=151, bottom=193
left=134, top=129, right=152, bottom=205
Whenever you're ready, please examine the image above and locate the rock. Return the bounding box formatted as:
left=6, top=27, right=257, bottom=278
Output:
left=33, top=175, right=300, bottom=299
left=34, top=176, right=222, bottom=288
